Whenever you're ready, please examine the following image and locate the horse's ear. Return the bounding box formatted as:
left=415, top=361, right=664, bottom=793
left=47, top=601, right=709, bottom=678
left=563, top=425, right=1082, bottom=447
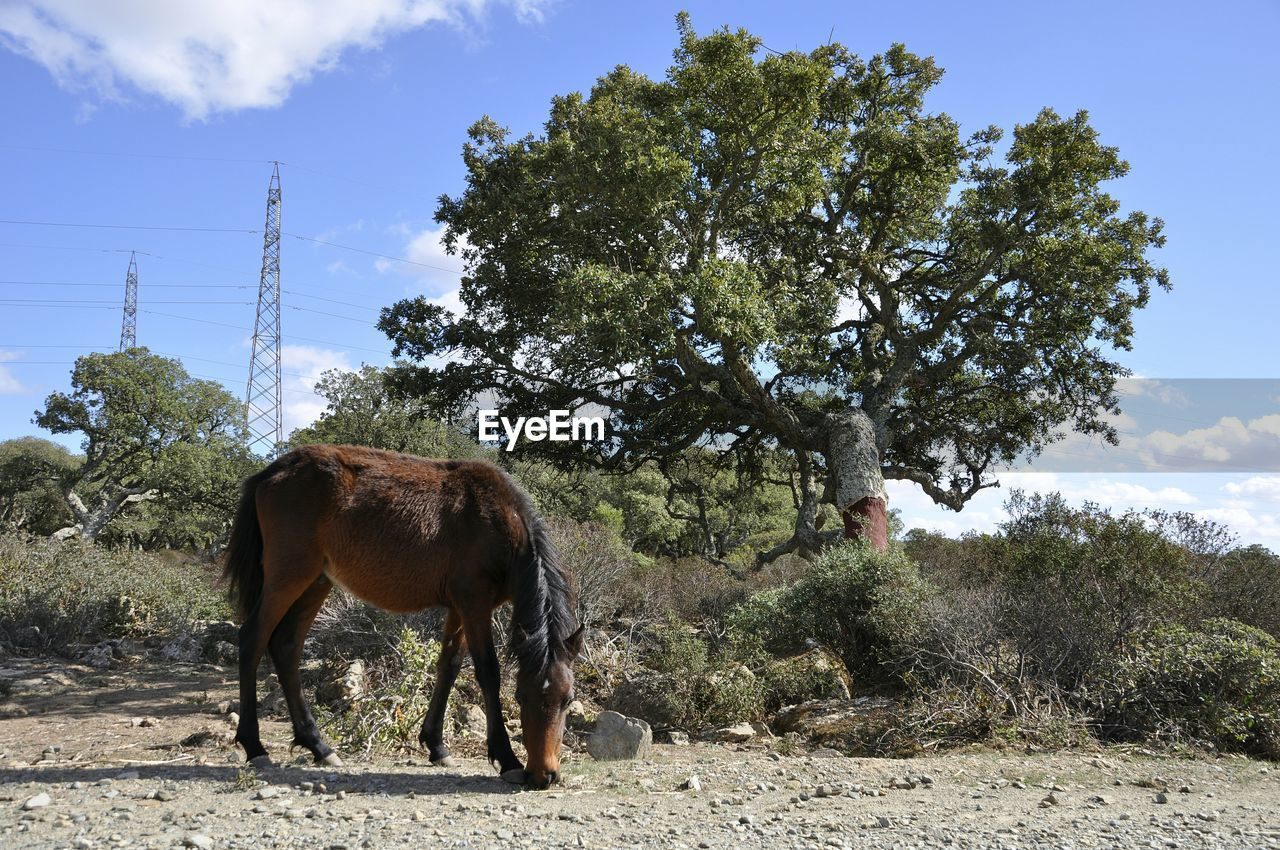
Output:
left=566, top=624, right=585, bottom=658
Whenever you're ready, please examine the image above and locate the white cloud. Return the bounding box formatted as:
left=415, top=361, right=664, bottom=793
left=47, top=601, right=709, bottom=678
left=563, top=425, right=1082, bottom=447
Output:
left=280, top=344, right=354, bottom=436
left=1224, top=476, right=1280, bottom=504
left=1139, top=414, right=1280, bottom=471
left=375, top=223, right=467, bottom=294
left=0, top=350, right=27, bottom=394
left=0, top=0, right=547, bottom=120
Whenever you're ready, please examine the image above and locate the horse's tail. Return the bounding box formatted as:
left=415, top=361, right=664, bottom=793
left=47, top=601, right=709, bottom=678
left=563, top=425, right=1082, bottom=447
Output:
left=223, top=468, right=269, bottom=623
left=508, top=490, right=577, bottom=668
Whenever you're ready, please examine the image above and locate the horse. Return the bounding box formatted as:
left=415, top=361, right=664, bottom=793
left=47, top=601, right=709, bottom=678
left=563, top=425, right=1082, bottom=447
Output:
left=221, top=443, right=581, bottom=789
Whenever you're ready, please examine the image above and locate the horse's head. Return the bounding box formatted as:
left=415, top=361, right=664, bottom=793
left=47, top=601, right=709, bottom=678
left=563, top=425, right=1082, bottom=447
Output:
left=515, top=624, right=583, bottom=789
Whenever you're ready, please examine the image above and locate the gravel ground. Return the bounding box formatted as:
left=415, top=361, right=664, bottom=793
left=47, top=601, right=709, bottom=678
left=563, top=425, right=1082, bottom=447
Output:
left=2, top=658, right=1278, bottom=849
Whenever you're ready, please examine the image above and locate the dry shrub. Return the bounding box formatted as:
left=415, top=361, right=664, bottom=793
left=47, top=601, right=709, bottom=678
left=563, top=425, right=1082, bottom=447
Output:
left=0, top=532, right=227, bottom=652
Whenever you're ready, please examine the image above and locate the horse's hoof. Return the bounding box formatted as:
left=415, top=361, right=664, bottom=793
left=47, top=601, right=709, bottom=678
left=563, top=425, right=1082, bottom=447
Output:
left=500, top=768, right=527, bottom=785
left=431, top=755, right=457, bottom=768
left=249, top=755, right=274, bottom=771
left=318, top=752, right=343, bottom=767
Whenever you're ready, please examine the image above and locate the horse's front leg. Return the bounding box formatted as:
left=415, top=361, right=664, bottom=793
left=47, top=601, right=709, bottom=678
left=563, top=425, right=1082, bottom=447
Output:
left=419, top=608, right=467, bottom=767
left=463, top=617, right=524, bottom=783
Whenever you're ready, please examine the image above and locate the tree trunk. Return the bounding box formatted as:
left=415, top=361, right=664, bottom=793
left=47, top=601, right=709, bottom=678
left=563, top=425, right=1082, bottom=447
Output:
left=52, top=487, right=156, bottom=543
left=825, top=410, right=889, bottom=551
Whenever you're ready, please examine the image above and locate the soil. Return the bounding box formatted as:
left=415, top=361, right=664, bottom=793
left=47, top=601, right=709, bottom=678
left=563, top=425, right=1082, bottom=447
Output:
left=1, top=656, right=1278, bottom=849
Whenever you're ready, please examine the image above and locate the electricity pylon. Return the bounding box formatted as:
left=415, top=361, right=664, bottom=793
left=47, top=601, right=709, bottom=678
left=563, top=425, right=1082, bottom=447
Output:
left=119, top=251, right=137, bottom=351
left=246, top=162, right=283, bottom=454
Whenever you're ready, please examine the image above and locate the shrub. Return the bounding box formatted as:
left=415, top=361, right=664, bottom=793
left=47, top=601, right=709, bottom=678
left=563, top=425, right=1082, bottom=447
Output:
left=1199, top=545, right=1280, bottom=639
left=608, top=619, right=763, bottom=731
left=0, top=532, right=227, bottom=651
left=545, top=516, right=637, bottom=629
left=992, top=492, right=1196, bottom=690
left=1092, top=618, right=1280, bottom=759
left=320, top=624, right=443, bottom=756
left=729, top=543, right=930, bottom=684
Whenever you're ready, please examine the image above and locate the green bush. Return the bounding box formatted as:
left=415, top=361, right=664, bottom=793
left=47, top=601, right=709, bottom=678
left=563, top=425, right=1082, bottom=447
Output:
left=0, top=532, right=227, bottom=651
left=729, top=543, right=930, bottom=684
left=1093, top=618, right=1280, bottom=759
left=320, top=624, right=443, bottom=756
left=609, top=620, right=763, bottom=730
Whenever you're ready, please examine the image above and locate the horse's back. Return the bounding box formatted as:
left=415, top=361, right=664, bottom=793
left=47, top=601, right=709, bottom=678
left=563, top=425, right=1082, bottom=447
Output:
left=253, top=445, right=525, bottom=612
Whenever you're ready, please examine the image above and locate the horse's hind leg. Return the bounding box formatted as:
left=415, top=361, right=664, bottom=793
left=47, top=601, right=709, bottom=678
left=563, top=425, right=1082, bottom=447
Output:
left=268, top=576, right=337, bottom=766
left=461, top=612, right=524, bottom=782
left=235, top=585, right=303, bottom=766
left=419, top=607, right=467, bottom=767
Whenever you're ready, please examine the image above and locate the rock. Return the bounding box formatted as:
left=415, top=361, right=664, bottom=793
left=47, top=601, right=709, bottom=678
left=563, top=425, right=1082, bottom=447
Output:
left=1155, top=792, right=1169, bottom=804
left=160, top=636, right=203, bottom=663
left=457, top=704, right=487, bottom=736
left=565, top=700, right=589, bottom=729
left=712, top=723, right=756, bottom=744
left=605, top=674, right=684, bottom=729
left=83, top=642, right=115, bottom=669
left=771, top=697, right=899, bottom=753
left=682, top=775, right=702, bottom=792
left=23, top=792, right=51, bottom=809
left=204, top=640, right=238, bottom=666
left=184, top=833, right=214, bottom=848
left=655, top=730, right=690, bottom=746
left=587, top=711, right=652, bottom=761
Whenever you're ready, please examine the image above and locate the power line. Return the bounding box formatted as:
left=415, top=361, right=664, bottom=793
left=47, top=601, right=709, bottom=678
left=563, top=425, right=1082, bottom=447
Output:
left=0, top=143, right=272, bottom=165
left=0, top=218, right=259, bottom=234
left=0, top=280, right=250, bottom=289
left=285, top=232, right=464, bottom=274
left=1, top=299, right=253, bottom=305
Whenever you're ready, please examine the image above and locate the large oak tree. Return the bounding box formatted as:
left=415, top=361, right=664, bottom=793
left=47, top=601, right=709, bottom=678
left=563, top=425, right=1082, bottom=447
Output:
left=380, top=17, right=1167, bottom=560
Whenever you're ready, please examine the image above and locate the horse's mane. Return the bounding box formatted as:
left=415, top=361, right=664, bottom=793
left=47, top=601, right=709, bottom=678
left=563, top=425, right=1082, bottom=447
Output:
left=508, top=488, right=578, bottom=678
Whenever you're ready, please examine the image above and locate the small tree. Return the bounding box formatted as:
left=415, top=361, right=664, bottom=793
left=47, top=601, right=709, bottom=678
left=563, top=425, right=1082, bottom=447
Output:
left=288, top=365, right=479, bottom=459
left=0, top=437, right=81, bottom=536
left=34, top=348, right=252, bottom=543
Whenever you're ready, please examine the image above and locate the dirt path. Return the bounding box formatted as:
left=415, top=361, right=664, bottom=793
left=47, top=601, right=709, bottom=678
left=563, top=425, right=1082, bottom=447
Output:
left=2, top=657, right=1278, bottom=849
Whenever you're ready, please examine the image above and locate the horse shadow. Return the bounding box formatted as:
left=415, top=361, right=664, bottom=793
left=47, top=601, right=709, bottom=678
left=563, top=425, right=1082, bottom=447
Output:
left=0, top=760, right=525, bottom=797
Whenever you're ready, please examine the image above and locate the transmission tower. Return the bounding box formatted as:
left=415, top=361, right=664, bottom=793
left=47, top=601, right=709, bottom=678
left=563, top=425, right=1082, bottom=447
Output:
left=246, top=162, right=283, bottom=454
left=119, top=251, right=138, bottom=351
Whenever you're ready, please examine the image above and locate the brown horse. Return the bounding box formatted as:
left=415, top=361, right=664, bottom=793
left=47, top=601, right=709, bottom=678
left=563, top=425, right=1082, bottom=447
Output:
left=221, top=444, right=581, bottom=789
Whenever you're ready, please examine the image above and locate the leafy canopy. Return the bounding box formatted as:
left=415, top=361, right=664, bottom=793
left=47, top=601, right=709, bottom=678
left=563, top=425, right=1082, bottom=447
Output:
left=34, top=348, right=253, bottom=543
left=381, top=16, right=1167, bottom=521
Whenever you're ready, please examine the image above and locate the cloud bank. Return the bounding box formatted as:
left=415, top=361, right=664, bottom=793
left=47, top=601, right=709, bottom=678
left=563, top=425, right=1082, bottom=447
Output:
left=0, top=0, right=547, bottom=120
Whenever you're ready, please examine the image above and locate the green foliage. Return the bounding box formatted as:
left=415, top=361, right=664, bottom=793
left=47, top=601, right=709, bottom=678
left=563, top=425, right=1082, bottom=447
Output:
left=0, top=532, right=228, bottom=651
left=635, top=620, right=762, bottom=729
left=0, top=437, right=80, bottom=536
left=729, top=543, right=930, bottom=683
left=288, top=365, right=481, bottom=459
left=320, top=624, right=442, bottom=756
left=34, top=348, right=254, bottom=545
left=382, top=16, right=1168, bottom=560
left=757, top=650, right=850, bottom=714
left=1198, top=545, right=1280, bottom=639
left=1093, top=619, right=1280, bottom=759
left=990, top=492, right=1197, bottom=689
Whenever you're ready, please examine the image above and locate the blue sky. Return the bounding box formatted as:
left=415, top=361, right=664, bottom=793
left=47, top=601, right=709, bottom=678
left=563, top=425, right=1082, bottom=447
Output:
left=1, top=0, right=1277, bottom=545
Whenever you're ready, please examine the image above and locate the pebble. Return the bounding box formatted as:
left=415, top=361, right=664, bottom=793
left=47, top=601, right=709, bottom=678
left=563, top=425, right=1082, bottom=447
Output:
left=183, top=835, right=214, bottom=849
left=23, top=792, right=51, bottom=810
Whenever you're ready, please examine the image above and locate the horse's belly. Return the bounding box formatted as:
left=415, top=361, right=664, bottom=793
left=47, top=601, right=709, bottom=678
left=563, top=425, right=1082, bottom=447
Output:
left=321, top=553, right=447, bottom=614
